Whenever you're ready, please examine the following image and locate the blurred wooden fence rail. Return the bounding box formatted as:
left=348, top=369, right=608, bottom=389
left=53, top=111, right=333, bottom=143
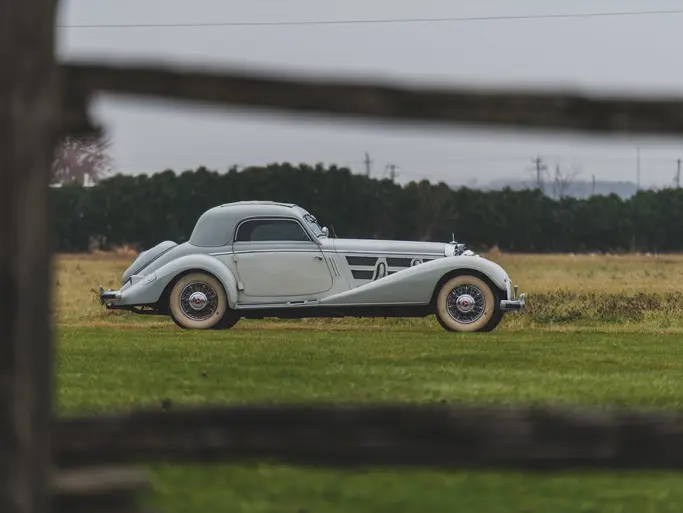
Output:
left=4, top=1, right=683, bottom=513
left=51, top=403, right=683, bottom=512
left=55, top=404, right=683, bottom=471
left=63, top=62, right=683, bottom=137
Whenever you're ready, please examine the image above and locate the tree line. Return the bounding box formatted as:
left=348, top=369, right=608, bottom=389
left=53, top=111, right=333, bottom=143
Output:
left=50, top=163, right=683, bottom=253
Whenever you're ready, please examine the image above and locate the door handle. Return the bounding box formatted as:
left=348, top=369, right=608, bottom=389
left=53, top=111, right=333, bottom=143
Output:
left=313, top=255, right=323, bottom=261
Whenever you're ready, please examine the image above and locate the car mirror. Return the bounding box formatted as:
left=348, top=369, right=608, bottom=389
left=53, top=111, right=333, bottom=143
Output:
left=321, top=227, right=329, bottom=237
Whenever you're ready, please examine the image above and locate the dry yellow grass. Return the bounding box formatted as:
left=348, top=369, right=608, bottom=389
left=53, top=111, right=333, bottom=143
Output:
left=53, top=251, right=683, bottom=328
left=490, top=251, right=683, bottom=294
left=54, top=252, right=138, bottom=324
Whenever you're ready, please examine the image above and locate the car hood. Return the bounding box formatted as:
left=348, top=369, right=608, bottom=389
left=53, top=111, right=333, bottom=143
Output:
left=329, top=238, right=448, bottom=257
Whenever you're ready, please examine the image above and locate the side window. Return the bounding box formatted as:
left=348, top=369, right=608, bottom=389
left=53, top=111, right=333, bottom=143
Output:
left=235, top=219, right=311, bottom=242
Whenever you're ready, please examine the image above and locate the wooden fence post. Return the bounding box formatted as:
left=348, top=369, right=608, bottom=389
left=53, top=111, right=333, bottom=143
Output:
left=0, top=1, right=61, bottom=512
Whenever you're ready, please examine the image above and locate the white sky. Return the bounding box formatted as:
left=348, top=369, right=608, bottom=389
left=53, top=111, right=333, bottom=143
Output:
left=57, top=0, right=683, bottom=187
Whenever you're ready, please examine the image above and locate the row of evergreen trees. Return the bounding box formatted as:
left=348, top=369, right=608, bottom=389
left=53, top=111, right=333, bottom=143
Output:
left=51, top=163, right=683, bottom=253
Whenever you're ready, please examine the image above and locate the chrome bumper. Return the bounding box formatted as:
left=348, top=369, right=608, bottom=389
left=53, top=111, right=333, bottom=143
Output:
left=500, top=285, right=526, bottom=312
left=99, top=285, right=122, bottom=305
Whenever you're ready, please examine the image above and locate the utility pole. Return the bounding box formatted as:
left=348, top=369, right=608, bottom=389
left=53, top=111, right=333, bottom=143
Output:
left=386, top=164, right=399, bottom=183
left=363, top=152, right=373, bottom=178
left=390, top=165, right=398, bottom=183
left=591, top=174, right=596, bottom=196
left=530, top=157, right=547, bottom=192
left=636, top=146, right=641, bottom=191
left=676, top=158, right=681, bottom=188
left=553, top=163, right=560, bottom=198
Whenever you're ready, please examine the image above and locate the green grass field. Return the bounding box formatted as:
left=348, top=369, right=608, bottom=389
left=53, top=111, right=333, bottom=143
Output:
left=54, top=253, right=683, bottom=512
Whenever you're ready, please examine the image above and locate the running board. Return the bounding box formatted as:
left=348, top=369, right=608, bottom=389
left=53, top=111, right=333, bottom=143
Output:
left=235, top=299, right=321, bottom=310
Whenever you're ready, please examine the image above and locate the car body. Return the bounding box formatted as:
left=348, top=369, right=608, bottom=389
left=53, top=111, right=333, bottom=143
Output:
left=100, top=201, right=526, bottom=331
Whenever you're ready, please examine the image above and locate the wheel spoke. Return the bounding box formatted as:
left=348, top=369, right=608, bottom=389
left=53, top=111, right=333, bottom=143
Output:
left=179, top=281, right=218, bottom=321
left=446, top=283, right=487, bottom=324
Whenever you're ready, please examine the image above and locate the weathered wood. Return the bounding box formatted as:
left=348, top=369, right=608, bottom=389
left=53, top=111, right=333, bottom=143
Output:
left=53, top=466, right=149, bottom=513
left=59, top=68, right=98, bottom=139
left=55, top=404, right=683, bottom=470
left=63, top=61, right=683, bottom=136
left=0, top=1, right=61, bottom=512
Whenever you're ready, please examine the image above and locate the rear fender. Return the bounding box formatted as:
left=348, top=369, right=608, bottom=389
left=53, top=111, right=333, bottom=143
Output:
left=117, top=254, right=239, bottom=309
left=154, top=254, right=240, bottom=309
left=122, top=240, right=177, bottom=283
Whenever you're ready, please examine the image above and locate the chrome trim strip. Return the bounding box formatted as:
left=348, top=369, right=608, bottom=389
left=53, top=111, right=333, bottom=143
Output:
left=231, top=247, right=320, bottom=255
left=233, top=215, right=315, bottom=244
left=235, top=300, right=427, bottom=309
left=212, top=249, right=443, bottom=257
left=224, top=249, right=444, bottom=257
left=334, top=250, right=444, bottom=257
left=236, top=300, right=321, bottom=309
left=328, top=257, right=341, bottom=277
left=347, top=265, right=414, bottom=272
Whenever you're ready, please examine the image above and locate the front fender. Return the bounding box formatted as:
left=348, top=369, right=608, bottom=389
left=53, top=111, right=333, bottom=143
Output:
left=442, top=255, right=510, bottom=291
left=320, top=255, right=510, bottom=306
left=115, top=254, right=239, bottom=309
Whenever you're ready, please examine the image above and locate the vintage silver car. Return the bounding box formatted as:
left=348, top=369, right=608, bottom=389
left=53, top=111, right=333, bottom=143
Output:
left=100, top=201, right=526, bottom=332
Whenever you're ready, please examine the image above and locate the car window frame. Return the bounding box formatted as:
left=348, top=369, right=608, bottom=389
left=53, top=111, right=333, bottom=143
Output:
left=232, top=216, right=314, bottom=244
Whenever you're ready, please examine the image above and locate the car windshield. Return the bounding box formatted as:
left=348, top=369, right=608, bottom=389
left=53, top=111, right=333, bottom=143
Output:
left=303, top=213, right=325, bottom=237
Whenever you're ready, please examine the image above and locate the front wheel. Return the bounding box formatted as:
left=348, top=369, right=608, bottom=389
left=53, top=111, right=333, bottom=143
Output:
left=435, top=275, right=500, bottom=332
left=169, top=272, right=237, bottom=330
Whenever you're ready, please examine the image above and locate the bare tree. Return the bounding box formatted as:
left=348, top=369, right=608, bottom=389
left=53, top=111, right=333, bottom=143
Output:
left=552, top=163, right=581, bottom=199
left=51, top=133, right=113, bottom=185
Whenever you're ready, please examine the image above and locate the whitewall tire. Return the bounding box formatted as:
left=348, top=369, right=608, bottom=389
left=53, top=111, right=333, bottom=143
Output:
left=169, top=272, right=234, bottom=330
left=435, top=274, right=500, bottom=332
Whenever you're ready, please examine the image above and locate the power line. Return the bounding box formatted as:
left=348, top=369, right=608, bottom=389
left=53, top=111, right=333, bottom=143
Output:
left=57, top=9, right=683, bottom=29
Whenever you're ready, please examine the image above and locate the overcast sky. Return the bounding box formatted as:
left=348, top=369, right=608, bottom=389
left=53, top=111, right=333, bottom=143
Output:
left=57, top=0, right=683, bottom=187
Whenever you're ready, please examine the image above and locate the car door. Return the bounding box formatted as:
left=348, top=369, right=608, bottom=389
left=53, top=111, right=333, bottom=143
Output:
left=232, top=217, right=334, bottom=299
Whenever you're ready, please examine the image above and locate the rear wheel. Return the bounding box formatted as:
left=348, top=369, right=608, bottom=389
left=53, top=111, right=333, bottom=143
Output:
left=169, top=272, right=237, bottom=330
left=435, top=275, right=501, bottom=332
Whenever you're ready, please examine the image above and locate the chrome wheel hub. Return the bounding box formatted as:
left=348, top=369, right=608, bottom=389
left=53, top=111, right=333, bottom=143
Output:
left=188, top=291, right=208, bottom=311
left=455, top=294, right=476, bottom=314
left=446, top=284, right=486, bottom=324
left=179, top=282, right=218, bottom=321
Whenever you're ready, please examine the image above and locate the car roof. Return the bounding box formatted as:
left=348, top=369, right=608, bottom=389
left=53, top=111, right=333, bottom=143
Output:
left=189, top=200, right=307, bottom=247
left=219, top=200, right=297, bottom=209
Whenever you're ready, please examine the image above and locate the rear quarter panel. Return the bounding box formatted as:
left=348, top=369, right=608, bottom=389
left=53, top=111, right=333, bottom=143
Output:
left=118, top=253, right=240, bottom=308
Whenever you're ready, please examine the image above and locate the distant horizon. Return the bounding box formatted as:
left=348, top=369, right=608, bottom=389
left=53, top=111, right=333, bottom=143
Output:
left=89, top=161, right=651, bottom=199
